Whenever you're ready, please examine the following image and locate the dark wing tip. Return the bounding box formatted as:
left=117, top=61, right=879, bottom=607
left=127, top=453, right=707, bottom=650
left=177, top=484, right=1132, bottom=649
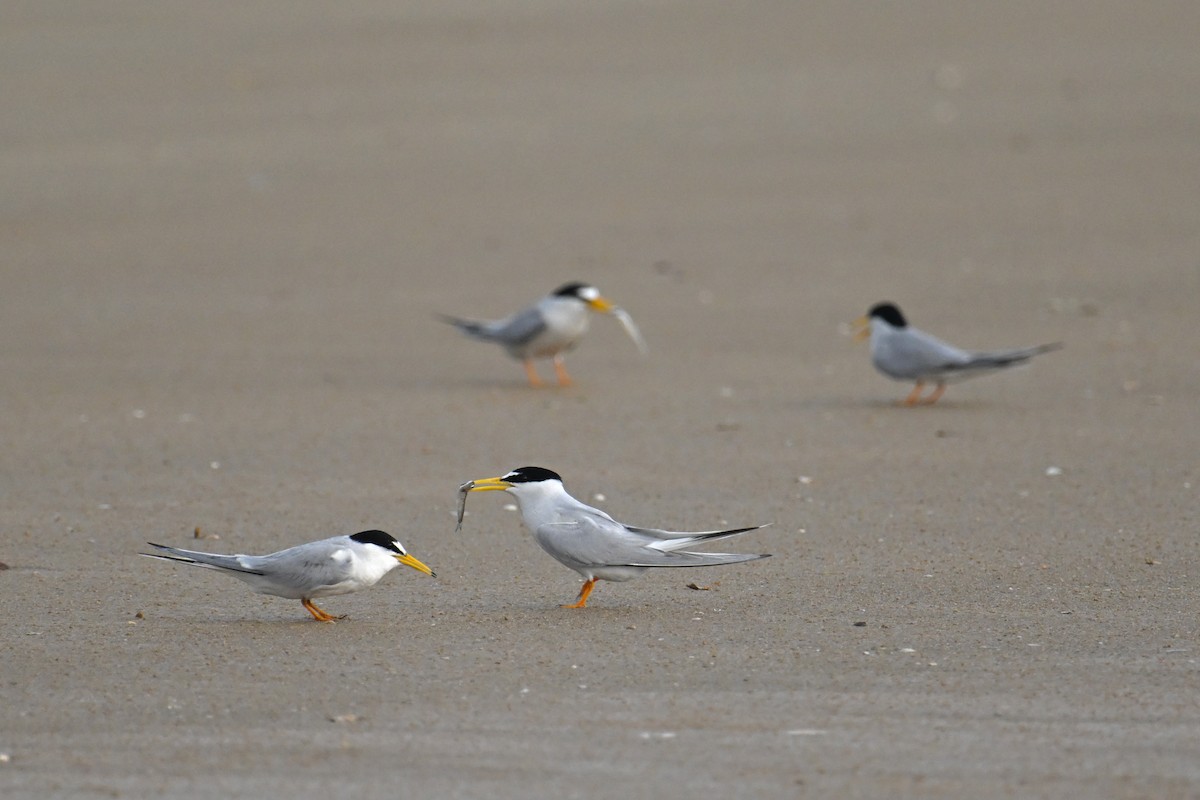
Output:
left=717, top=524, right=770, bottom=536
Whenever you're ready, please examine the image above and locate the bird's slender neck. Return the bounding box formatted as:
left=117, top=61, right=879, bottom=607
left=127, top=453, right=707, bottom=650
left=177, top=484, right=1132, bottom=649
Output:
left=510, top=484, right=579, bottom=525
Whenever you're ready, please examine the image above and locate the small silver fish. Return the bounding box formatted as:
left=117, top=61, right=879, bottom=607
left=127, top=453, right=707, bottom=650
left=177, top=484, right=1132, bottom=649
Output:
left=455, top=480, right=474, bottom=533
left=612, top=307, right=648, bottom=355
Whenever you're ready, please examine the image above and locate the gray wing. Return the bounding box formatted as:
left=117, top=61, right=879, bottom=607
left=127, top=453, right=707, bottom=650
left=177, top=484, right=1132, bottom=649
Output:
left=484, top=306, right=547, bottom=347
left=962, top=342, right=1063, bottom=370
left=535, top=517, right=767, bottom=569
left=243, top=540, right=358, bottom=592
left=874, top=327, right=973, bottom=379
left=142, top=540, right=356, bottom=595
left=439, top=306, right=547, bottom=347
left=622, top=523, right=769, bottom=551
left=140, top=543, right=264, bottom=575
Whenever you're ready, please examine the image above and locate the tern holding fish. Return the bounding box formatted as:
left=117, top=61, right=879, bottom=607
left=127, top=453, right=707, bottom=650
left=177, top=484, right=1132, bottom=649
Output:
left=457, top=467, right=770, bottom=608
left=853, top=302, right=1062, bottom=405
left=141, top=530, right=435, bottom=622
left=439, top=282, right=647, bottom=387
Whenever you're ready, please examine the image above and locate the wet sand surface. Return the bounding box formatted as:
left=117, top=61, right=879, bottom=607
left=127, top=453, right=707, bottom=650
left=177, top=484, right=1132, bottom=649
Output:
left=2, top=2, right=1198, bottom=797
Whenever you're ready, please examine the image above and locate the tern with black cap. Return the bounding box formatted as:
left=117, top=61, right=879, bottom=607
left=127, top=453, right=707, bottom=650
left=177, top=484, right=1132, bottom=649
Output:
left=853, top=302, right=1062, bottom=405
left=439, top=282, right=647, bottom=387
left=141, top=530, right=435, bottom=622
left=457, top=467, right=770, bottom=608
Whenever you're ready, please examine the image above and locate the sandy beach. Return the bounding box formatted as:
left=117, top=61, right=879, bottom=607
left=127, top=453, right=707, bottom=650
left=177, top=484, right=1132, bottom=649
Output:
left=2, top=2, right=1198, bottom=797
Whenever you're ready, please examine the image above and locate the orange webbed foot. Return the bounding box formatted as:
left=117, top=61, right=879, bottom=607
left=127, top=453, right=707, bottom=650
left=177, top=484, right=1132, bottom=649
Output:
left=302, top=598, right=343, bottom=623
left=561, top=578, right=596, bottom=608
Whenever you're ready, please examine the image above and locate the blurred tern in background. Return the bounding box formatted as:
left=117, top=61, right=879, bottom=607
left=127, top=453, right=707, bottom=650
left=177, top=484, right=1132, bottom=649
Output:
left=854, top=302, right=1061, bottom=405
left=440, top=282, right=646, bottom=387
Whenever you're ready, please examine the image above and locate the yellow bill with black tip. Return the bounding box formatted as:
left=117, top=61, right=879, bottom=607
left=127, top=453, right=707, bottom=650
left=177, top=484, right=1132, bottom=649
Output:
left=396, top=552, right=436, bottom=578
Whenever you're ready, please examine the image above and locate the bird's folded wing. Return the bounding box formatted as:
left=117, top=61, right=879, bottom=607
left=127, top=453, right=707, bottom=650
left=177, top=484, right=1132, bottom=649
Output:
left=536, top=517, right=659, bottom=567
left=538, top=519, right=768, bottom=565
left=488, top=307, right=547, bottom=346
left=892, top=329, right=973, bottom=374
left=623, top=523, right=764, bottom=540
left=621, top=550, right=770, bottom=568
left=623, top=523, right=769, bottom=552
left=251, top=544, right=353, bottom=590
left=141, top=543, right=265, bottom=575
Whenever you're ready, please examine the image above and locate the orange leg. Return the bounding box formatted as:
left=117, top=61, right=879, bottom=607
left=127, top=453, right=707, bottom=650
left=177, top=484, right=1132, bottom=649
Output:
left=921, top=382, right=947, bottom=405
left=523, top=359, right=544, bottom=388
left=902, top=381, right=925, bottom=406
left=302, top=598, right=343, bottom=622
left=561, top=578, right=597, bottom=609
left=552, top=354, right=573, bottom=387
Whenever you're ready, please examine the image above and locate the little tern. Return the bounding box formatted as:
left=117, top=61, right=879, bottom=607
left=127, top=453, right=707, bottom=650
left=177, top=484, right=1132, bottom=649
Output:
left=439, top=282, right=646, bottom=387
left=854, top=302, right=1062, bottom=405
left=141, top=530, right=435, bottom=622
left=457, top=467, right=769, bottom=608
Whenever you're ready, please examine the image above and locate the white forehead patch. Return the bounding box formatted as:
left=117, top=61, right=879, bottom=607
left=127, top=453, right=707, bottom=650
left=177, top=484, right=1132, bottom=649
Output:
left=578, top=285, right=600, bottom=302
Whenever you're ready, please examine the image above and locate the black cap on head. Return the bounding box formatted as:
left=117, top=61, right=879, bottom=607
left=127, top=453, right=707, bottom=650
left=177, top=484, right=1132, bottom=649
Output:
left=868, top=302, right=907, bottom=328
left=503, top=466, right=564, bottom=484
left=552, top=282, right=592, bottom=299
left=350, top=530, right=402, bottom=552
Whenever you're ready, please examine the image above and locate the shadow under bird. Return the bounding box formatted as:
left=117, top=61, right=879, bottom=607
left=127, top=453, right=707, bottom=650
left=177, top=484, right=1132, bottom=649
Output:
left=439, top=281, right=647, bottom=387
left=854, top=301, right=1062, bottom=405
left=141, top=530, right=435, bottom=622
left=457, top=466, right=770, bottom=608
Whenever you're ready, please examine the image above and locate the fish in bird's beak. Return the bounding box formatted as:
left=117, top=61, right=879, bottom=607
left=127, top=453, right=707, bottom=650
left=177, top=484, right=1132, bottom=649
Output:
left=581, top=289, right=648, bottom=355
left=610, top=305, right=649, bottom=355
left=455, top=477, right=513, bottom=533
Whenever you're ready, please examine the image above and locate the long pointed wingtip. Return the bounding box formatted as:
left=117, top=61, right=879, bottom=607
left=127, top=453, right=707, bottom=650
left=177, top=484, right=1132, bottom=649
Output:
left=729, top=523, right=773, bottom=534
left=139, top=550, right=185, bottom=562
